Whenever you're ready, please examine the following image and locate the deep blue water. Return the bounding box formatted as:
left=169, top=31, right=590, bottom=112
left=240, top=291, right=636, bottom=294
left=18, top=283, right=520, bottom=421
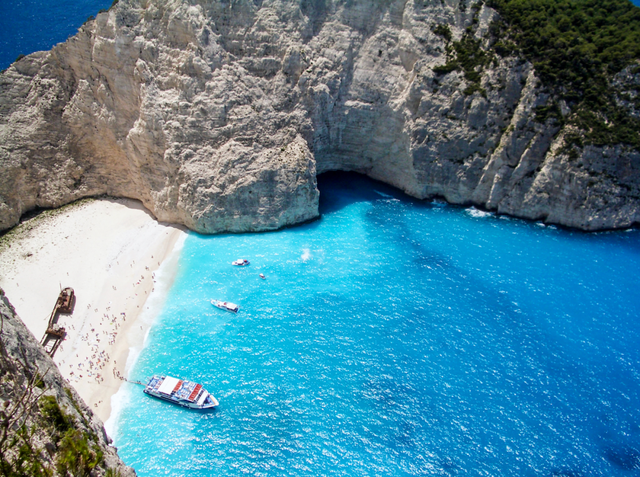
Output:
left=2, top=0, right=640, bottom=70
left=0, top=0, right=111, bottom=70
left=110, top=172, right=640, bottom=476
left=3, top=1, right=640, bottom=472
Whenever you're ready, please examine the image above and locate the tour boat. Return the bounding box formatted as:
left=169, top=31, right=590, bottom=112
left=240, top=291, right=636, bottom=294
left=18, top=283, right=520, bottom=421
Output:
left=143, top=375, right=219, bottom=409
left=211, top=299, right=239, bottom=313
left=232, top=258, right=250, bottom=266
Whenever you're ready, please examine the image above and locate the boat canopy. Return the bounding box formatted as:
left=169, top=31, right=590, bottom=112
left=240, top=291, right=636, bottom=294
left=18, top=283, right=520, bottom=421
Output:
left=158, top=376, right=181, bottom=395
left=187, top=384, right=203, bottom=402
left=196, top=391, right=208, bottom=406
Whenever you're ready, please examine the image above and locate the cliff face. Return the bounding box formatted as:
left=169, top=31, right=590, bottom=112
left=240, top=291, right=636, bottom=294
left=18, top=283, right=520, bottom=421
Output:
left=0, top=289, right=135, bottom=475
left=0, top=0, right=639, bottom=232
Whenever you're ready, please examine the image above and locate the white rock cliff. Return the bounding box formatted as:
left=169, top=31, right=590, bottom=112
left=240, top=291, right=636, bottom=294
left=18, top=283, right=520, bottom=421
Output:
left=0, top=289, right=135, bottom=475
left=0, top=0, right=639, bottom=232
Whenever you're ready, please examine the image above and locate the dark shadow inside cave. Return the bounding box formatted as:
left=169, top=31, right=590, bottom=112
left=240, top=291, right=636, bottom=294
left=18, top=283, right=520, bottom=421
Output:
left=317, top=171, right=422, bottom=216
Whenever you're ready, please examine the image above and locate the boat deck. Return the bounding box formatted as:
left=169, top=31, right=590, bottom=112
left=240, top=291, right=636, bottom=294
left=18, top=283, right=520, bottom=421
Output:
left=145, top=375, right=203, bottom=402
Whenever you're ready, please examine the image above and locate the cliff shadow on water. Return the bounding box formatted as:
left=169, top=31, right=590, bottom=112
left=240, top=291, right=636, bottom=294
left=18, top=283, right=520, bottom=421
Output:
left=318, top=171, right=423, bottom=215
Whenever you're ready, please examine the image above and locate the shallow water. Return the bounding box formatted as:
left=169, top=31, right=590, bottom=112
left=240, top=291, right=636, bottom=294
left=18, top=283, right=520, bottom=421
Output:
left=2, top=3, right=640, bottom=472
left=111, top=172, right=640, bottom=476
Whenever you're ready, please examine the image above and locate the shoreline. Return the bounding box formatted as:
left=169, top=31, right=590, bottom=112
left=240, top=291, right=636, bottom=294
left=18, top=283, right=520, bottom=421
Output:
left=0, top=198, right=187, bottom=425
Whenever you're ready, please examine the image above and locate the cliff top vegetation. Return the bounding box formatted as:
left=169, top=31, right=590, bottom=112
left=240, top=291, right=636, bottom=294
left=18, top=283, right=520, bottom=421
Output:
left=488, top=0, right=640, bottom=149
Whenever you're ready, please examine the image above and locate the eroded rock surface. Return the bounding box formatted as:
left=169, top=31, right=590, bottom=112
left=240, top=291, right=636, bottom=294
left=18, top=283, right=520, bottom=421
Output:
left=0, top=289, right=135, bottom=475
left=1, top=0, right=639, bottom=232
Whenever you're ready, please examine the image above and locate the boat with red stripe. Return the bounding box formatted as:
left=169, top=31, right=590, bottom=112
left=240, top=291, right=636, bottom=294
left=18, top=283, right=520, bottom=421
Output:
left=143, top=375, right=219, bottom=409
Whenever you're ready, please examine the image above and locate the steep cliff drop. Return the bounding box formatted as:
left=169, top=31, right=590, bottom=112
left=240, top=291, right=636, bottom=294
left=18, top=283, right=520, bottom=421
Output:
left=0, top=0, right=639, bottom=233
left=0, top=289, right=135, bottom=475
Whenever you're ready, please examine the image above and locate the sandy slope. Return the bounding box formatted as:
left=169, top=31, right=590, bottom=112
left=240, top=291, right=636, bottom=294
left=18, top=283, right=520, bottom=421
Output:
left=0, top=198, right=186, bottom=425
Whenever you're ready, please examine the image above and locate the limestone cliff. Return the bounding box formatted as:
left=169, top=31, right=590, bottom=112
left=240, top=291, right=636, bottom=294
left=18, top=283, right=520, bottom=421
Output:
left=0, top=0, right=638, bottom=232
left=0, top=289, right=135, bottom=475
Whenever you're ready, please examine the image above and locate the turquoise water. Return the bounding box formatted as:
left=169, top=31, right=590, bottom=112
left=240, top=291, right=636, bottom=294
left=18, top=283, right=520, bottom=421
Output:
left=112, top=172, right=640, bottom=476
left=2, top=1, right=640, bottom=470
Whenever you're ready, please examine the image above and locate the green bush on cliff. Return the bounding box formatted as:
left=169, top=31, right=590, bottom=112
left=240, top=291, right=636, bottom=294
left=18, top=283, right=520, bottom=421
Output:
left=488, top=0, right=640, bottom=80
left=534, top=101, right=563, bottom=124
left=487, top=0, right=640, bottom=148
left=40, top=395, right=71, bottom=435
left=432, top=4, right=491, bottom=96
left=56, top=429, right=104, bottom=476
left=39, top=395, right=104, bottom=475
left=433, top=29, right=491, bottom=96
left=432, top=23, right=452, bottom=42
left=0, top=425, right=51, bottom=477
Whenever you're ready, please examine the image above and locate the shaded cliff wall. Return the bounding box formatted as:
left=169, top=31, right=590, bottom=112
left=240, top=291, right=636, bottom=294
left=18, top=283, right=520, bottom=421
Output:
left=0, top=289, right=135, bottom=475
left=0, top=0, right=639, bottom=232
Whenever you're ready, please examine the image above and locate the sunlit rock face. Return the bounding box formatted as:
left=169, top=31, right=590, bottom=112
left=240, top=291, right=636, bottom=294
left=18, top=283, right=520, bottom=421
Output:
left=0, top=0, right=638, bottom=233
left=0, top=289, right=136, bottom=475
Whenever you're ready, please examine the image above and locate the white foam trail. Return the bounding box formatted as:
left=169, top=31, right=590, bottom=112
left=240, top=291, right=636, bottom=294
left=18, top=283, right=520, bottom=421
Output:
left=466, top=207, right=492, bottom=218
left=301, top=248, right=311, bottom=262
left=104, top=232, right=187, bottom=442
left=104, top=382, right=132, bottom=442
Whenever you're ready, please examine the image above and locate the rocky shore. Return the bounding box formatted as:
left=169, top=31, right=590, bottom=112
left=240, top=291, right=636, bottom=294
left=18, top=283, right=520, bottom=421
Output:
left=0, top=1, right=638, bottom=472
left=0, top=288, right=135, bottom=475
left=1, top=0, right=639, bottom=234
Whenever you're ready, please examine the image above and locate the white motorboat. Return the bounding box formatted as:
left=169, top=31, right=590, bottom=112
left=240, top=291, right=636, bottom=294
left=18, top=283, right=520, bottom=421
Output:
left=212, top=299, right=239, bottom=313
left=143, top=375, right=219, bottom=409
left=232, top=258, right=250, bottom=266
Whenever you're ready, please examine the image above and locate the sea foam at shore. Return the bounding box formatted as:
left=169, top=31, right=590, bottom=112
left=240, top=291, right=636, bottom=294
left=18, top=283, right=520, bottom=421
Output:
left=110, top=173, right=640, bottom=476
left=105, top=232, right=186, bottom=437
left=0, top=198, right=185, bottom=422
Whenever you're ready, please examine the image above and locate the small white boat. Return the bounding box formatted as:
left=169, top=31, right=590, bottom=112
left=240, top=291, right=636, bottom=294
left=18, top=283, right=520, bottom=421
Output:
left=212, top=299, right=239, bottom=313
left=143, top=375, right=219, bottom=409
left=232, top=258, right=250, bottom=266
left=259, top=273, right=265, bottom=279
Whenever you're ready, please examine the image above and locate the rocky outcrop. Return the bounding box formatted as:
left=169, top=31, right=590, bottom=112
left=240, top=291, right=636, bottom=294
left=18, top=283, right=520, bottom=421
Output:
left=0, top=0, right=639, bottom=232
left=0, top=289, right=135, bottom=475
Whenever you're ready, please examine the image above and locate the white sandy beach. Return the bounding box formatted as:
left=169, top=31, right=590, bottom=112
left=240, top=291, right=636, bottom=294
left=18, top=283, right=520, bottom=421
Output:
left=0, top=198, right=186, bottom=424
